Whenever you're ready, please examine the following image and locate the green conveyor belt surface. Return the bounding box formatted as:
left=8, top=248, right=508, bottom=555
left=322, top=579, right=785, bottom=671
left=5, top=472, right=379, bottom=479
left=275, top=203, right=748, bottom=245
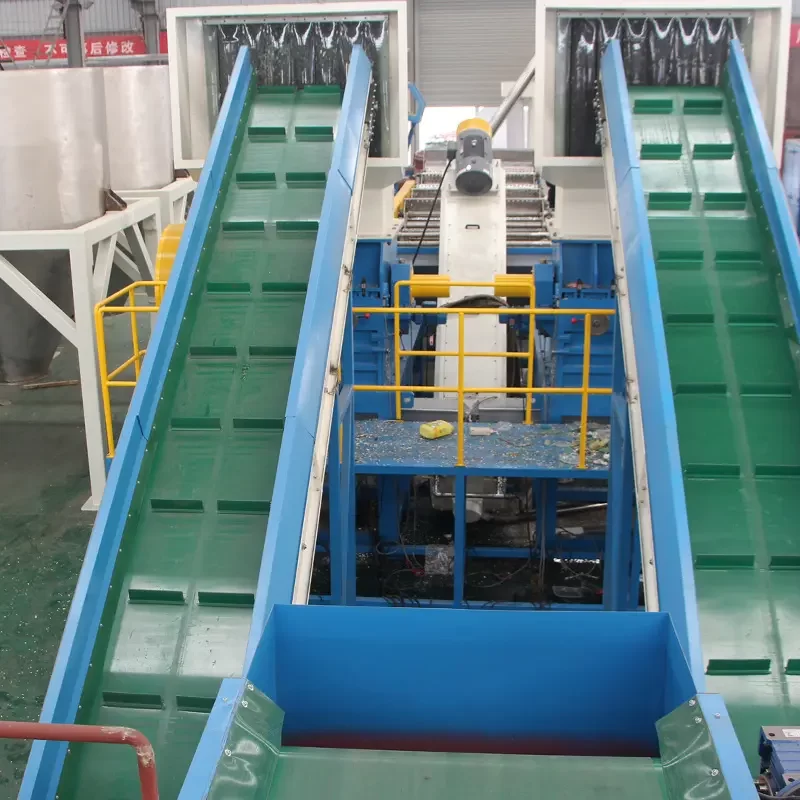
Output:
left=630, top=85, right=800, bottom=772
left=58, top=85, right=342, bottom=799
left=267, top=750, right=665, bottom=800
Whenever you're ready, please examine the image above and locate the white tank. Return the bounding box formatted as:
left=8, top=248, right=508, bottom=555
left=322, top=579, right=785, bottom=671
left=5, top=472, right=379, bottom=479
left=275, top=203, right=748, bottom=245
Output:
left=104, top=65, right=173, bottom=190
left=0, top=67, right=108, bottom=382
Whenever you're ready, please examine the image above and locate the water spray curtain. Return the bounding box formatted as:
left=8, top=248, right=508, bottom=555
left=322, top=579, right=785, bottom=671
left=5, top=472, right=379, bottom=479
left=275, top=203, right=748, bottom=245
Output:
left=564, top=17, right=740, bottom=156
left=214, top=20, right=389, bottom=157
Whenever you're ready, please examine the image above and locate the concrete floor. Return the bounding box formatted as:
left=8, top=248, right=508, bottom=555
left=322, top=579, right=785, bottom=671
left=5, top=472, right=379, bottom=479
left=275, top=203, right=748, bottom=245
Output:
left=0, top=310, right=141, bottom=796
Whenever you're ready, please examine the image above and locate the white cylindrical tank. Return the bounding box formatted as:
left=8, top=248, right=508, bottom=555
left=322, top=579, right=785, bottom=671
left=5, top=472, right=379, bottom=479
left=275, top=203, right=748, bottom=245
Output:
left=0, top=67, right=108, bottom=382
left=103, top=65, right=173, bottom=190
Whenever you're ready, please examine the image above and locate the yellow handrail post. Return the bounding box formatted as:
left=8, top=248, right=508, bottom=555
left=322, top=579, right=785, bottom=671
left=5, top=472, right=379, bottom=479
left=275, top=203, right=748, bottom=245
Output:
left=394, top=280, right=402, bottom=419
left=95, top=279, right=167, bottom=459
left=95, top=304, right=116, bottom=459
left=525, top=281, right=535, bottom=425
left=129, top=286, right=142, bottom=380
left=457, top=311, right=465, bottom=467
left=579, top=313, right=593, bottom=469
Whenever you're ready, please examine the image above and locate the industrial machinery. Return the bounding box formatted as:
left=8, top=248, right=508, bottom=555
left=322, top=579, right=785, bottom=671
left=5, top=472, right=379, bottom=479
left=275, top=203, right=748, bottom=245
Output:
left=13, top=0, right=800, bottom=797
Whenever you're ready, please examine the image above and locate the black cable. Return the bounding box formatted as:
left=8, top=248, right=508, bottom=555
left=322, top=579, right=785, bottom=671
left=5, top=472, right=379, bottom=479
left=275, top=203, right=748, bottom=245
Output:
left=410, top=155, right=454, bottom=272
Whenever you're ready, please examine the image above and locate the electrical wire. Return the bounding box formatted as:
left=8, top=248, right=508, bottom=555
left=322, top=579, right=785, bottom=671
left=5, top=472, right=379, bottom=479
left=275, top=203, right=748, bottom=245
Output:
left=410, top=155, right=454, bottom=272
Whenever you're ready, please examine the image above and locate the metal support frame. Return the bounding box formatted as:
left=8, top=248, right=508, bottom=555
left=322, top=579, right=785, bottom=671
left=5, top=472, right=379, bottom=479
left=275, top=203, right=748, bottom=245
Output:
left=453, top=474, right=466, bottom=606
left=63, top=0, right=85, bottom=69
left=130, top=0, right=161, bottom=54
left=0, top=198, right=161, bottom=510
left=119, top=178, right=196, bottom=227
left=604, top=321, right=637, bottom=610
left=119, top=177, right=196, bottom=258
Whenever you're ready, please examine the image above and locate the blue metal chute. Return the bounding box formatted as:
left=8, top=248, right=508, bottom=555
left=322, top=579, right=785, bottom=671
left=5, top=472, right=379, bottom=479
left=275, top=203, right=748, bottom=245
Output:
left=599, top=39, right=704, bottom=683
left=178, top=46, right=374, bottom=797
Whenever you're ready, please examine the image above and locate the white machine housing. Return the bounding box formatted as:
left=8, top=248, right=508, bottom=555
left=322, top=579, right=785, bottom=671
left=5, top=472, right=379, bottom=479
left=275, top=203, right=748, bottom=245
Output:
left=533, top=0, right=792, bottom=239
left=166, top=2, right=408, bottom=237
left=436, top=161, right=507, bottom=395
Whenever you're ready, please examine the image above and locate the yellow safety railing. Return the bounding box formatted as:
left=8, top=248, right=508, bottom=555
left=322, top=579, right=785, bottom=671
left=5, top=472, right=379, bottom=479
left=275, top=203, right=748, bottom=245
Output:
left=95, top=280, right=166, bottom=458
left=353, top=275, right=615, bottom=469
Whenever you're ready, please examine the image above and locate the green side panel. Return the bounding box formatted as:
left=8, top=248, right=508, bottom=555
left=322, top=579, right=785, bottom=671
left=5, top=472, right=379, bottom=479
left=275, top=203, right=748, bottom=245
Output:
left=630, top=85, right=800, bottom=774
left=57, top=86, right=342, bottom=799
left=207, top=687, right=666, bottom=800
left=657, top=699, right=732, bottom=800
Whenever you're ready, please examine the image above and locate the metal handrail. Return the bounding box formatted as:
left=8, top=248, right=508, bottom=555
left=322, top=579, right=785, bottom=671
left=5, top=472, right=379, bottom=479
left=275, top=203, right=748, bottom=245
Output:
left=0, top=721, right=159, bottom=799
left=353, top=276, right=615, bottom=468
left=95, top=280, right=167, bottom=458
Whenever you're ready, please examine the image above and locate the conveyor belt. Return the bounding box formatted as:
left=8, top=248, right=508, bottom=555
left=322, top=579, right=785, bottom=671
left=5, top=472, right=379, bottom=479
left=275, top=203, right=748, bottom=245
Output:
left=629, top=83, right=800, bottom=771
left=55, top=85, right=342, bottom=799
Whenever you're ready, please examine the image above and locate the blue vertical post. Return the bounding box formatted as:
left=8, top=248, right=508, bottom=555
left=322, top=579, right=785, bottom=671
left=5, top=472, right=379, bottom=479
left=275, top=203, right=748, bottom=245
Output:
left=378, top=477, right=402, bottom=543
left=328, top=396, right=343, bottom=604
left=453, top=474, right=466, bottom=607
left=537, top=478, right=558, bottom=561
left=629, top=514, right=642, bottom=608
left=604, top=322, right=635, bottom=610
left=329, top=301, right=357, bottom=605
left=341, top=298, right=357, bottom=604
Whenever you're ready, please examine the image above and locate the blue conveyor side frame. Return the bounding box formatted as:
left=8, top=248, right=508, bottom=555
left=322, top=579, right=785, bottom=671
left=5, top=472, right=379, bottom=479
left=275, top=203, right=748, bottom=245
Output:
left=19, top=47, right=255, bottom=800
left=727, top=40, right=800, bottom=328
left=178, top=47, right=373, bottom=797
left=600, top=40, right=705, bottom=683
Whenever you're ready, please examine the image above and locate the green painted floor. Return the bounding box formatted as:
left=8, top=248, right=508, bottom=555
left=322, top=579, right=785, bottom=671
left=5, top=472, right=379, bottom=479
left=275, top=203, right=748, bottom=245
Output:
left=56, top=85, right=342, bottom=799
left=0, top=313, right=142, bottom=797
left=270, top=749, right=666, bottom=800
left=632, top=84, right=800, bottom=772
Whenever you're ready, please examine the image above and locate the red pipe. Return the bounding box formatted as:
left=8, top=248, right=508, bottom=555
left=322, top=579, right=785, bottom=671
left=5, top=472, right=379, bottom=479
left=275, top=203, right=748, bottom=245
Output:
left=0, top=721, right=159, bottom=800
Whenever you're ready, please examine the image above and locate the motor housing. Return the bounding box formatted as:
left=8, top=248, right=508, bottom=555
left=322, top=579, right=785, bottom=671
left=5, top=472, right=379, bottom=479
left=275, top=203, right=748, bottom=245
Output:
left=455, top=117, right=493, bottom=195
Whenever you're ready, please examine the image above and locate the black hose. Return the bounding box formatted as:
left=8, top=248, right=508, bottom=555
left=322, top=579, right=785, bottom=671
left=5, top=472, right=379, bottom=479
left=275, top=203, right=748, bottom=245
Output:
left=410, top=156, right=454, bottom=272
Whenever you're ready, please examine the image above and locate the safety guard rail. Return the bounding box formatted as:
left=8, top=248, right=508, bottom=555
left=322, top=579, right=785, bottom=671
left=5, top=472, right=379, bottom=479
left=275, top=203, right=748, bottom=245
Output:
left=95, top=280, right=166, bottom=458
left=353, top=275, right=615, bottom=468
left=0, top=721, right=159, bottom=800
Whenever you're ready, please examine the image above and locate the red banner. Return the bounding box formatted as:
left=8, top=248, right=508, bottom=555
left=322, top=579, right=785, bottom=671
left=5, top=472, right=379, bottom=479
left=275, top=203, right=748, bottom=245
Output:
left=792, top=22, right=800, bottom=49
left=0, top=31, right=168, bottom=62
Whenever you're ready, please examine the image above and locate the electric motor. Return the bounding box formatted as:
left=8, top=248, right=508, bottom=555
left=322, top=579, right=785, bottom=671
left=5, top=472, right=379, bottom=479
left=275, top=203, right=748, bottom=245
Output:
left=454, top=118, right=493, bottom=195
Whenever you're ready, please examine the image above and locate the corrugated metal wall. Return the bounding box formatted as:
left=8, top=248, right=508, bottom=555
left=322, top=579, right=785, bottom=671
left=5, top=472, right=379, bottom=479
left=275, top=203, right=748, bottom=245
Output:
left=0, top=0, right=139, bottom=36
left=0, top=0, right=405, bottom=36
left=416, top=0, right=535, bottom=106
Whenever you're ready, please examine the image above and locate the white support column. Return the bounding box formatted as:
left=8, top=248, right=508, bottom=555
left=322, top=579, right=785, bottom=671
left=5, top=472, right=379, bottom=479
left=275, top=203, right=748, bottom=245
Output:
left=124, top=222, right=155, bottom=281
left=92, top=233, right=119, bottom=302
left=172, top=193, right=188, bottom=224
left=69, top=240, right=108, bottom=511
left=0, top=254, right=78, bottom=346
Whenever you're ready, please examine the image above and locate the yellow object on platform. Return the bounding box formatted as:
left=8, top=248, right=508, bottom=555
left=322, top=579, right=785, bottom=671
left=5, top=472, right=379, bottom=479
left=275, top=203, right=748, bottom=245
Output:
left=154, top=223, right=184, bottom=304
left=419, top=420, right=454, bottom=440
